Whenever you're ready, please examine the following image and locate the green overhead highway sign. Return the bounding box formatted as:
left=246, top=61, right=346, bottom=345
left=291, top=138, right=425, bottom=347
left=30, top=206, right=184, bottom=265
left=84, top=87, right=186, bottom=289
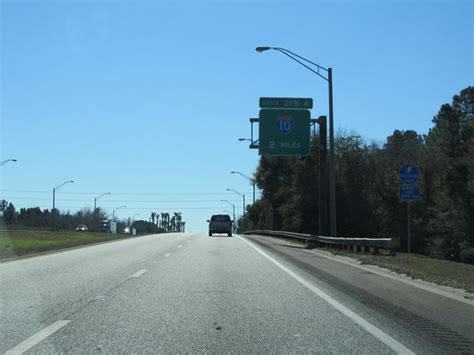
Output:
left=259, top=109, right=311, bottom=156
left=259, top=97, right=313, bottom=109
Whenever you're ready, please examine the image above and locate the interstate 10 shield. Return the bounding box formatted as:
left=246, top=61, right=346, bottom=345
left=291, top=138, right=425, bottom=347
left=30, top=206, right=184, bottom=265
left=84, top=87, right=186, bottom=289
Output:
left=259, top=109, right=310, bottom=156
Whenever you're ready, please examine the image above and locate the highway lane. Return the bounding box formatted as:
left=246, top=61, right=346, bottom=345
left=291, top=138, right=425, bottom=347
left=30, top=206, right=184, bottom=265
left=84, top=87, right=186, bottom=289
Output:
left=243, top=235, right=474, bottom=354
left=1, top=233, right=190, bottom=352
left=0, top=233, right=472, bottom=354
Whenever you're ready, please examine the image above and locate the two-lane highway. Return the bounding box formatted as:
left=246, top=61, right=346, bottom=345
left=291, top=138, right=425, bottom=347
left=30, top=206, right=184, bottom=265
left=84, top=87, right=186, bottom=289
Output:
left=1, top=233, right=473, bottom=354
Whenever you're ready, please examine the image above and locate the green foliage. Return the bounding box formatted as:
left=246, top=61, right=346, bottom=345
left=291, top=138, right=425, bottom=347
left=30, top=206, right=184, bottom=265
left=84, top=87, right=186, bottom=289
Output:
left=3, top=203, right=16, bottom=224
left=460, top=247, right=474, bottom=265
left=4, top=205, right=110, bottom=231
left=247, top=87, right=474, bottom=263
left=131, top=220, right=165, bottom=234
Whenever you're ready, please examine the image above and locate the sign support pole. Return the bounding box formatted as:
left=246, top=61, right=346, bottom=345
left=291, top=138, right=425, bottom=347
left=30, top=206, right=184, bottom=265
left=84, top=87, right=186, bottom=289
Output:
left=328, top=68, right=336, bottom=237
left=407, top=201, right=411, bottom=253
left=318, top=116, right=328, bottom=236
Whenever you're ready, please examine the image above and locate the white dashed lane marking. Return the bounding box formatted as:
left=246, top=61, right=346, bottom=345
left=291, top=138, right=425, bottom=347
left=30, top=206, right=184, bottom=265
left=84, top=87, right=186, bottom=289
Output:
left=5, top=320, right=71, bottom=355
left=130, top=269, right=148, bottom=278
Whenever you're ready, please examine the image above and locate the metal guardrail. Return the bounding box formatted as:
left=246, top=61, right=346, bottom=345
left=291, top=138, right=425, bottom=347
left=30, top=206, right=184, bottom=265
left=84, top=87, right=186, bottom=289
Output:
left=243, top=230, right=399, bottom=255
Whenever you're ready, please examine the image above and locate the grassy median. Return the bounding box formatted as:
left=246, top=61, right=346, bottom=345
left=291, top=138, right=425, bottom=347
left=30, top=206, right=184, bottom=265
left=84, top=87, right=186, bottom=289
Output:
left=0, top=229, right=134, bottom=260
left=324, top=248, right=474, bottom=294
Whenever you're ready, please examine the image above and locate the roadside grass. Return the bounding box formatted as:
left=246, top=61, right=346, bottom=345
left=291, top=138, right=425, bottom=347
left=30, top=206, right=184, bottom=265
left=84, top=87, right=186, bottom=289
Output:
left=324, top=248, right=474, bottom=294
left=0, top=229, right=134, bottom=260
left=0, top=223, right=52, bottom=231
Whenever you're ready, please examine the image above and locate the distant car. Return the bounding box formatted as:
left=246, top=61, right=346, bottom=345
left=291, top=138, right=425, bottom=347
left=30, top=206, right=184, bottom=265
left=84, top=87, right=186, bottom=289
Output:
left=207, top=214, right=232, bottom=237
left=75, top=224, right=88, bottom=232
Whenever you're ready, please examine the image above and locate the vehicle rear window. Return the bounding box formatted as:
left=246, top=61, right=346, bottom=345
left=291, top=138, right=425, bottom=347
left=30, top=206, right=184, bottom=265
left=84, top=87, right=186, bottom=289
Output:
left=211, top=215, right=230, bottom=221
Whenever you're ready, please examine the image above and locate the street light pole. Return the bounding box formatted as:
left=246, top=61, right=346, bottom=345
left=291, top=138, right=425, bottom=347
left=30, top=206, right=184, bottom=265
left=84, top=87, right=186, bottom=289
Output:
left=221, top=199, right=236, bottom=232
left=130, top=214, right=140, bottom=227
left=256, top=46, right=337, bottom=236
left=94, top=192, right=111, bottom=211
left=230, top=171, right=255, bottom=204
left=112, top=205, right=126, bottom=221
left=0, top=159, right=17, bottom=166
left=52, top=180, right=74, bottom=211
left=328, top=68, right=336, bottom=236
left=226, top=189, right=245, bottom=227
left=252, top=183, right=255, bottom=204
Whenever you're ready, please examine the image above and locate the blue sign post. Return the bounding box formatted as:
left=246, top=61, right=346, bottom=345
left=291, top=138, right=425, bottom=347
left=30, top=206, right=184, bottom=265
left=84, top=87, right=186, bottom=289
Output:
left=399, top=184, right=420, bottom=200
left=399, top=164, right=421, bottom=253
left=399, top=165, right=420, bottom=184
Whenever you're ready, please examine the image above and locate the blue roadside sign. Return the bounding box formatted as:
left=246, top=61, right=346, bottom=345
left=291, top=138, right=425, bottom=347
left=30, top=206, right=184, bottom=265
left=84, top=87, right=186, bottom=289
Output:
left=399, top=184, right=420, bottom=201
left=399, top=164, right=420, bottom=184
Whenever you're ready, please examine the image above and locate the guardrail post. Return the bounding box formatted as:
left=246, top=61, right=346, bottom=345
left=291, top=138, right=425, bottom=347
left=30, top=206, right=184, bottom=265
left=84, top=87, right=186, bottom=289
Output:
left=307, top=236, right=318, bottom=248
left=356, top=245, right=362, bottom=252
left=373, top=247, right=380, bottom=255
left=364, top=246, right=370, bottom=253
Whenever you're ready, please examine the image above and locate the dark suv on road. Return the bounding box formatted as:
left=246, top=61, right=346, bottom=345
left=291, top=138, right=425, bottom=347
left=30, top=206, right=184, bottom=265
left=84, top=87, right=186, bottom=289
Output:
left=207, top=214, right=233, bottom=237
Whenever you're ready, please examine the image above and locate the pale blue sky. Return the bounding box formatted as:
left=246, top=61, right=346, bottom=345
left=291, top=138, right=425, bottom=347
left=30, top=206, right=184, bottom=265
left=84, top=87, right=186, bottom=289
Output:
left=1, top=0, right=472, bottom=232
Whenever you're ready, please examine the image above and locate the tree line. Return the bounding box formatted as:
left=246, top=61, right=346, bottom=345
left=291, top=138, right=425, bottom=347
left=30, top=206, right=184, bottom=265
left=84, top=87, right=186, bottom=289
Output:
left=243, top=87, right=474, bottom=264
left=1, top=203, right=186, bottom=235
left=2, top=205, right=122, bottom=231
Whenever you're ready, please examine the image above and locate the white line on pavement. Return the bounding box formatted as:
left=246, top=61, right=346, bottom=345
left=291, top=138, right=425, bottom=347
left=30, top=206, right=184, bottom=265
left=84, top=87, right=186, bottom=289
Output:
left=237, top=236, right=414, bottom=355
left=130, top=269, right=148, bottom=278
left=5, top=320, right=71, bottom=355
left=164, top=253, right=171, bottom=257
left=178, top=245, right=183, bottom=248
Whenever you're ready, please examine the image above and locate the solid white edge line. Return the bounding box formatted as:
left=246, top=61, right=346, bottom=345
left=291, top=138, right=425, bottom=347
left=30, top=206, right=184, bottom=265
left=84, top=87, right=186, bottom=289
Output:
left=5, top=320, right=71, bottom=355
left=237, top=236, right=414, bottom=355
left=164, top=253, right=171, bottom=257
left=130, top=269, right=148, bottom=278
left=178, top=245, right=183, bottom=248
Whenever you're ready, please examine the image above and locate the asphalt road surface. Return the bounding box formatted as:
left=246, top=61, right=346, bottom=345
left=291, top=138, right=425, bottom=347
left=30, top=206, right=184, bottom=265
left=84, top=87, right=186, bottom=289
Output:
left=1, top=233, right=473, bottom=354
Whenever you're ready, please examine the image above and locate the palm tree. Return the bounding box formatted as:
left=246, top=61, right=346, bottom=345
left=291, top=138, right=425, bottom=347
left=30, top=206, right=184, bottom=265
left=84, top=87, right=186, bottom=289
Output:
left=175, top=212, right=182, bottom=232
left=160, top=213, right=165, bottom=229
left=163, top=213, right=170, bottom=231
left=170, top=216, right=176, bottom=231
